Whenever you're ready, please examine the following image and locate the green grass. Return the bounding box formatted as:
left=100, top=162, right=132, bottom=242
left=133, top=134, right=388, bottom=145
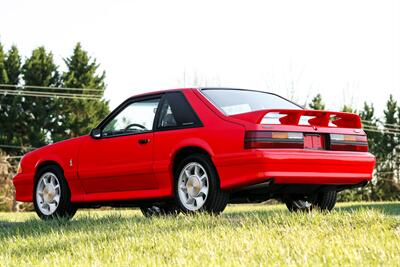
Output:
left=1, top=202, right=400, bottom=266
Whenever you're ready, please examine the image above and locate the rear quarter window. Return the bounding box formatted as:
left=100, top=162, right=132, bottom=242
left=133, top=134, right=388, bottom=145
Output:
left=157, top=92, right=202, bottom=129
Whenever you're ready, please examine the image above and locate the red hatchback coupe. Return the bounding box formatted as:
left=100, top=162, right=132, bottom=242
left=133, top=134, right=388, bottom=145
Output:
left=13, top=88, right=375, bottom=219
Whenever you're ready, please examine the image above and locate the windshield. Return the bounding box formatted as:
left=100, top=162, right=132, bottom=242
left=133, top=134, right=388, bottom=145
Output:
left=201, top=89, right=302, bottom=115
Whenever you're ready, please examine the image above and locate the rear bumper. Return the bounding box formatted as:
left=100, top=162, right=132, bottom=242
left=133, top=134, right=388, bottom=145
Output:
left=215, top=149, right=375, bottom=190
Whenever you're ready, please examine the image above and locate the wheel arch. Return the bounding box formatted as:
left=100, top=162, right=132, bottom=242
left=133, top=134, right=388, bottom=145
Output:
left=171, top=144, right=222, bottom=189
left=172, top=146, right=212, bottom=173
left=34, top=160, right=64, bottom=181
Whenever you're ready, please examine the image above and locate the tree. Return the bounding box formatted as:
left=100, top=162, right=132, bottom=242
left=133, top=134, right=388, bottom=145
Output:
left=359, top=102, right=382, bottom=155
left=0, top=42, right=8, bottom=83
left=51, top=43, right=109, bottom=141
left=308, top=94, right=325, bottom=110
left=21, top=47, right=60, bottom=147
left=0, top=42, right=9, bottom=154
left=5, top=45, right=21, bottom=84
left=382, top=95, right=398, bottom=155
left=341, top=105, right=356, bottom=113
left=359, top=103, right=382, bottom=200
left=0, top=44, right=22, bottom=155
left=373, top=95, right=400, bottom=200
left=338, top=102, right=377, bottom=201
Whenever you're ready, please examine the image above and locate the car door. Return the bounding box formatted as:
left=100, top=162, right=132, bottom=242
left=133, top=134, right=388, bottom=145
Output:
left=77, top=96, right=161, bottom=195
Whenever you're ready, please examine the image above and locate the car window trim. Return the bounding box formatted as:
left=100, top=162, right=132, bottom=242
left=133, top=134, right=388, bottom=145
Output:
left=94, top=91, right=203, bottom=139
left=96, top=94, right=163, bottom=139
left=154, top=91, right=203, bottom=131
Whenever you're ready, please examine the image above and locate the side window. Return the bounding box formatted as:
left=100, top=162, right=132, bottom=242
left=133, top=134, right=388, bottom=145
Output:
left=158, top=99, right=178, bottom=128
left=157, top=92, right=202, bottom=129
left=102, top=98, right=160, bottom=137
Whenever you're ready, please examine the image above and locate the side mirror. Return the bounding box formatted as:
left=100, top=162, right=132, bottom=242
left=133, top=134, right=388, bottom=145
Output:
left=90, top=128, right=102, bottom=139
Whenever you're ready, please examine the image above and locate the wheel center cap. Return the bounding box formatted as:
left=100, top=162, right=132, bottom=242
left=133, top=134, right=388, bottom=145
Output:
left=43, top=186, right=55, bottom=203
left=187, top=176, right=201, bottom=197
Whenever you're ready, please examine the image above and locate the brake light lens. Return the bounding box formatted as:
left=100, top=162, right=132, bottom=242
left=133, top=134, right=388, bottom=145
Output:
left=329, top=134, right=368, bottom=152
left=245, top=131, right=304, bottom=149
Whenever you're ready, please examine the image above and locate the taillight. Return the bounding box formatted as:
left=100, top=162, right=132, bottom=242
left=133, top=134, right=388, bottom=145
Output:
left=329, top=134, right=368, bottom=152
left=245, top=131, right=304, bottom=149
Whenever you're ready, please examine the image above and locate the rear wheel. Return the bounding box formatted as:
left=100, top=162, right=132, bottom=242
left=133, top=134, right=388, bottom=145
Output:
left=175, top=154, right=229, bottom=214
left=33, top=165, right=77, bottom=220
left=314, top=191, right=337, bottom=211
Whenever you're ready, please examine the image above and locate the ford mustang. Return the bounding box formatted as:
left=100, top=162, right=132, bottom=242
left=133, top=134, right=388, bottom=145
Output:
left=13, top=88, right=375, bottom=220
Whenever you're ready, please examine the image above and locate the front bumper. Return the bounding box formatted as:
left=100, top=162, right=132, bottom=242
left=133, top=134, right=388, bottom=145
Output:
left=13, top=173, right=34, bottom=202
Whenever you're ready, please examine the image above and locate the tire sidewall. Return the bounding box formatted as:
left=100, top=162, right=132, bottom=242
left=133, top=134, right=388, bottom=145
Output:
left=33, top=165, right=75, bottom=220
left=174, top=154, right=220, bottom=213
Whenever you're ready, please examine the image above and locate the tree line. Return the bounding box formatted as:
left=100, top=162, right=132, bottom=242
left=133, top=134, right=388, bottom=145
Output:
left=0, top=41, right=109, bottom=155
left=309, top=94, right=400, bottom=200
left=0, top=40, right=398, bottom=206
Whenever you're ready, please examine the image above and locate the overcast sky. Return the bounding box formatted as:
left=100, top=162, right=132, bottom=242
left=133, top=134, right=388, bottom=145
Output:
left=1, top=0, right=399, bottom=116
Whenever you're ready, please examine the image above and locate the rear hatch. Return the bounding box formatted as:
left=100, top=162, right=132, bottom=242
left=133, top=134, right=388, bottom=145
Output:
left=230, top=109, right=368, bottom=152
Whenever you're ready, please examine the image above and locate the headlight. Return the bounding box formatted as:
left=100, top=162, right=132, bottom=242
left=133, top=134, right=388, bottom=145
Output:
left=17, top=161, right=22, bottom=174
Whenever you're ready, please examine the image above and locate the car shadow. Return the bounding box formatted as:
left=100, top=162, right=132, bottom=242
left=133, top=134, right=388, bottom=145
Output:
left=0, top=213, right=143, bottom=239
left=0, top=211, right=223, bottom=241
left=1, top=202, right=399, bottom=241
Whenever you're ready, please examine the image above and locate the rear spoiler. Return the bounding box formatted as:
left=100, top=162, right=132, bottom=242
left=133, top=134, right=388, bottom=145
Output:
left=230, top=109, right=362, bottom=128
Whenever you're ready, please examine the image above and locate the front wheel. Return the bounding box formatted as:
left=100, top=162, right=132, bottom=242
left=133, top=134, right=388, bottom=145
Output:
left=33, top=165, right=77, bottom=220
left=175, top=154, right=229, bottom=214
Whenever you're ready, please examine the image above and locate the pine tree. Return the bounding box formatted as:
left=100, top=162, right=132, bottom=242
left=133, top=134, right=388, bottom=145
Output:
left=382, top=95, right=398, bottom=156
left=341, top=105, right=356, bottom=113
left=21, top=47, right=60, bottom=147
left=0, top=42, right=10, bottom=154
left=358, top=102, right=383, bottom=200
left=308, top=94, right=325, bottom=110
left=359, top=102, right=382, bottom=156
left=0, top=45, right=23, bottom=155
left=375, top=95, right=399, bottom=200
left=5, top=45, right=21, bottom=84
left=0, top=42, right=8, bottom=83
left=52, top=43, right=109, bottom=141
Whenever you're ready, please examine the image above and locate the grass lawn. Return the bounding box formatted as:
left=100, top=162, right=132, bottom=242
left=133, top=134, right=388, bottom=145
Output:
left=1, top=202, right=399, bottom=266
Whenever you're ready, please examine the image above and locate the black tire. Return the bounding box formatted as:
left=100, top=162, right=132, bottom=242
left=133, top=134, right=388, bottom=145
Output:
left=314, top=191, right=337, bottom=211
left=174, top=153, right=229, bottom=214
left=285, top=191, right=337, bottom=212
left=33, top=165, right=77, bottom=220
left=285, top=199, right=313, bottom=212
left=140, top=204, right=179, bottom=217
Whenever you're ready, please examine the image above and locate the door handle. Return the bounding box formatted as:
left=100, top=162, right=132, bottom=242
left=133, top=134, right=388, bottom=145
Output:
left=138, top=139, right=150, bottom=144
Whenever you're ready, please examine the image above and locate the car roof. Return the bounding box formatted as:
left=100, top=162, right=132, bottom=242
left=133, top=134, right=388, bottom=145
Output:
left=130, top=88, right=196, bottom=98
left=130, top=87, right=280, bottom=97
left=130, top=87, right=302, bottom=109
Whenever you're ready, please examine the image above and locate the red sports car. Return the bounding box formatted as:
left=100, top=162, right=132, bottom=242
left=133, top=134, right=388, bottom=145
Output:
left=13, top=88, right=375, bottom=219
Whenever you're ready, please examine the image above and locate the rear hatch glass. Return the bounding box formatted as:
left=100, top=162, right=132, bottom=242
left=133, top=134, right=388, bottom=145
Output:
left=201, top=88, right=302, bottom=115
